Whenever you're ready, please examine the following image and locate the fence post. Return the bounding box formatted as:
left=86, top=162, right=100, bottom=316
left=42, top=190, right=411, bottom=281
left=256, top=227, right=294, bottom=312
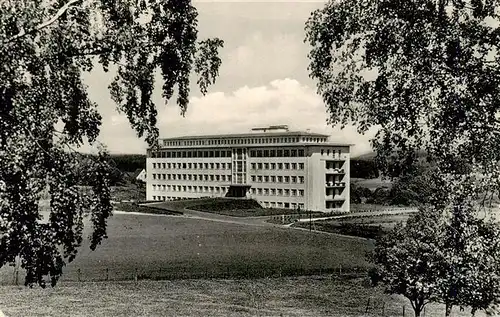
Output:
left=77, top=268, right=81, bottom=282
left=365, top=297, right=370, bottom=313
left=14, top=268, right=19, bottom=286
left=403, top=305, right=405, bottom=317
left=105, top=268, right=109, bottom=281
left=381, top=302, right=385, bottom=316
left=134, top=268, right=138, bottom=283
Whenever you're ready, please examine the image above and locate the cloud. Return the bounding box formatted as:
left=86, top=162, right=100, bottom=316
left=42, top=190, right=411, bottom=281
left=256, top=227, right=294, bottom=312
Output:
left=156, top=78, right=375, bottom=156
left=216, top=31, right=311, bottom=89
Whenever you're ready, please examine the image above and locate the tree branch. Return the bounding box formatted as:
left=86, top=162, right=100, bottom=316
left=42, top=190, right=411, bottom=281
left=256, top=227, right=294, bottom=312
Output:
left=5, top=0, right=84, bottom=43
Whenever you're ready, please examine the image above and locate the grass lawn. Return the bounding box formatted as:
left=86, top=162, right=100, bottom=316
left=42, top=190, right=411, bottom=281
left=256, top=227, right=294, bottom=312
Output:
left=293, top=213, right=412, bottom=239
left=352, top=177, right=393, bottom=190
left=0, top=212, right=374, bottom=285
left=110, top=183, right=146, bottom=202
left=0, top=277, right=486, bottom=317
left=152, top=198, right=326, bottom=217
left=113, top=202, right=183, bottom=215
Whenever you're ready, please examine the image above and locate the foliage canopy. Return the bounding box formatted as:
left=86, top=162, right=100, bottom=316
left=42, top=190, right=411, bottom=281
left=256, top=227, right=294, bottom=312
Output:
left=0, top=0, right=222, bottom=287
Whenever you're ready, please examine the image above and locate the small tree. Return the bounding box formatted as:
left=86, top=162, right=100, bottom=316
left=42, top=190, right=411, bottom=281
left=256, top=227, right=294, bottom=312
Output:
left=435, top=198, right=500, bottom=316
left=370, top=207, right=445, bottom=317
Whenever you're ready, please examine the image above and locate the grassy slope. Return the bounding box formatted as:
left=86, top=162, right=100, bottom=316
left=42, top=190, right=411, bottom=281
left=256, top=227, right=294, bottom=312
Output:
left=293, top=213, right=412, bottom=239
left=0, top=212, right=374, bottom=284
left=0, top=277, right=485, bottom=317
left=186, top=198, right=325, bottom=217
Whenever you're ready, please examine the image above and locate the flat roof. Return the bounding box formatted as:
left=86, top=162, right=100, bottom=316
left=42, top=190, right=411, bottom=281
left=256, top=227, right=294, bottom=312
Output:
left=160, top=131, right=330, bottom=140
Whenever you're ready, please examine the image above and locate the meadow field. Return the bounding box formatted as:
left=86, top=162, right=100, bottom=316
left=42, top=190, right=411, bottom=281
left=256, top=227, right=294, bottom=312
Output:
left=0, top=211, right=374, bottom=285
left=0, top=277, right=486, bottom=317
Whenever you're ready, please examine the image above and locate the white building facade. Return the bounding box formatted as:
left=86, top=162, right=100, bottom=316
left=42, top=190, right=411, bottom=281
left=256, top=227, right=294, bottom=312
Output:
left=146, top=126, right=351, bottom=212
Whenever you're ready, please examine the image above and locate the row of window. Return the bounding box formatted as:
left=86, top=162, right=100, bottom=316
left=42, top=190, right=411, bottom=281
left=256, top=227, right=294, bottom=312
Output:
left=251, top=175, right=305, bottom=184
left=150, top=150, right=233, bottom=159
left=250, top=187, right=305, bottom=197
left=251, top=162, right=304, bottom=170
left=152, top=162, right=232, bottom=170
left=321, top=149, right=344, bottom=157
left=262, top=201, right=305, bottom=210
left=325, top=161, right=344, bottom=170
left=152, top=184, right=228, bottom=193
left=326, top=201, right=345, bottom=209
left=150, top=147, right=347, bottom=159
left=162, top=136, right=328, bottom=147
left=150, top=161, right=306, bottom=171
left=249, top=149, right=305, bottom=158
left=152, top=174, right=232, bottom=182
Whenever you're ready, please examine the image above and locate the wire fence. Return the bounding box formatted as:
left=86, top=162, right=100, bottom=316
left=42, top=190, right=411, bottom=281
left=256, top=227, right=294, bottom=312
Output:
left=1, top=265, right=369, bottom=286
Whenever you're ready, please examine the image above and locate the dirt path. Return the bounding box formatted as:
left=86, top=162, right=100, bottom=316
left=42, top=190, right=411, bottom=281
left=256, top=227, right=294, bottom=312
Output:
left=112, top=209, right=281, bottom=228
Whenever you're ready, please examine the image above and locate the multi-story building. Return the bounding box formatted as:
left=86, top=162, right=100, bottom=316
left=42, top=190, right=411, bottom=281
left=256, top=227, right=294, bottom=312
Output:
left=146, top=125, right=351, bottom=212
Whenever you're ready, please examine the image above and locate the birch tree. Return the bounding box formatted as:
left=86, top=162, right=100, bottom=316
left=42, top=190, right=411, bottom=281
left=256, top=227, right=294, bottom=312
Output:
left=0, top=0, right=223, bottom=287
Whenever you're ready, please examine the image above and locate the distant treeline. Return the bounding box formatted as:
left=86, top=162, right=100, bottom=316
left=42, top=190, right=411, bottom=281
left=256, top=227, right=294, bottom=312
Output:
left=110, top=154, right=146, bottom=173
left=350, top=159, right=379, bottom=179
left=73, top=153, right=146, bottom=186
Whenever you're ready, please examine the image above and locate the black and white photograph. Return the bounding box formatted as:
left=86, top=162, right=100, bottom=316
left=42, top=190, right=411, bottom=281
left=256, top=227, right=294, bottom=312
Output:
left=1, top=0, right=500, bottom=316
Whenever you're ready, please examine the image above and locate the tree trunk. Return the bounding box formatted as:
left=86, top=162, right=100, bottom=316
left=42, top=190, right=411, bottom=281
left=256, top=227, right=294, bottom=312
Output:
left=414, top=308, right=421, bottom=317
left=414, top=302, right=423, bottom=317
left=445, top=303, right=453, bottom=317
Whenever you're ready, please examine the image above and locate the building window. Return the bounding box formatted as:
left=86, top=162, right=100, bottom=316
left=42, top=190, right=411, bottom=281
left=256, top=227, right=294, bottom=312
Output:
left=291, top=176, right=297, bottom=183
left=298, top=176, right=304, bottom=183
left=277, top=189, right=283, bottom=196
left=251, top=176, right=256, bottom=182
left=291, top=189, right=297, bottom=196
left=271, top=188, right=276, bottom=195
left=258, top=176, right=263, bottom=182
left=284, top=176, right=290, bottom=183
left=277, top=176, right=283, bottom=183
left=299, top=163, right=304, bottom=170
left=277, top=163, right=283, bottom=169
left=291, top=163, right=297, bottom=170
left=264, top=176, right=269, bottom=182
left=299, top=190, right=304, bottom=196
left=271, top=176, right=276, bottom=182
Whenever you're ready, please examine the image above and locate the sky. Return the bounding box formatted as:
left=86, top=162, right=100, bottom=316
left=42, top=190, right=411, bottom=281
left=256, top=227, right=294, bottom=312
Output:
left=82, top=1, right=376, bottom=157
